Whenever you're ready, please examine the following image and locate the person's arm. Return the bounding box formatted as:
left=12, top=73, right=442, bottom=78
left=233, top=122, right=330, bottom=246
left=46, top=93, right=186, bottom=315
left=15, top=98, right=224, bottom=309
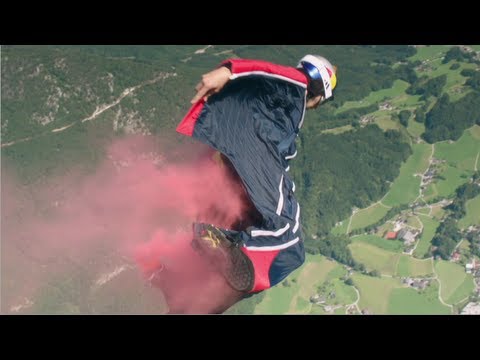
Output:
left=190, top=65, right=232, bottom=104
left=190, top=59, right=307, bottom=104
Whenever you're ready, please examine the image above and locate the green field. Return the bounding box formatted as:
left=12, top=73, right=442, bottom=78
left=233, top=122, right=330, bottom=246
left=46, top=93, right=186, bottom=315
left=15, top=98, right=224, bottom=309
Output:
left=325, top=264, right=348, bottom=281
left=459, top=239, right=471, bottom=252
left=254, top=264, right=307, bottom=314
left=388, top=283, right=451, bottom=314
left=395, top=255, right=410, bottom=277
left=395, top=255, right=434, bottom=277
left=406, top=215, right=423, bottom=229
left=407, top=119, right=426, bottom=139
left=295, top=296, right=310, bottom=312
left=423, top=126, right=479, bottom=202
left=352, top=274, right=401, bottom=314
left=408, top=45, right=450, bottom=62
left=336, top=80, right=410, bottom=114
left=428, top=61, right=474, bottom=89
left=447, top=276, right=475, bottom=305
left=430, top=204, right=446, bottom=220
left=415, top=207, right=431, bottom=216
left=315, top=277, right=357, bottom=310
left=446, top=86, right=473, bottom=102
left=334, top=307, right=346, bottom=315
left=458, top=195, right=480, bottom=229
left=351, top=234, right=404, bottom=252
left=423, top=184, right=437, bottom=200
left=414, top=215, right=439, bottom=258
left=254, top=254, right=360, bottom=314
left=331, top=279, right=357, bottom=305
left=331, top=219, right=349, bottom=235
left=322, top=125, right=354, bottom=135
left=349, top=203, right=391, bottom=232
left=374, top=114, right=401, bottom=132
left=390, top=92, right=423, bottom=108
left=407, top=46, right=479, bottom=103
left=382, top=144, right=432, bottom=207
left=435, top=260, right=475, bottom=305
left=435, top=128, right=480, bottom=171
left=409, top=45, right=472, bottom=77
left=470, top=125, right=480, bottom=140
left=426, top=165, right=473, bottom=200
left=255, top=255, right=336, bottom=314
left=349, top=242, right=400, bottom=276
left=296, top=261, right=352, bottom=313
left=309, top=305, right=326, bottom=315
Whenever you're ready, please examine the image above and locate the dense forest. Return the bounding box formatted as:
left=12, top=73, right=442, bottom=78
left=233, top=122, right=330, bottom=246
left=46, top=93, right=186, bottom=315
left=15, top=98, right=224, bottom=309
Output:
left=422, top=92, right=480, bottom=143
left=467, top=230, right=480, bottom=258
left=292, top=125, right=411, bottom=238
left=406, top=74, right=447, bottom=99
left=442, top=47, right=480, bottom=65
left=446, top=180, right=480, bottom=220
left=431, top=218, right=463, bottom=260
left=431, top=172, right=480, bottom=260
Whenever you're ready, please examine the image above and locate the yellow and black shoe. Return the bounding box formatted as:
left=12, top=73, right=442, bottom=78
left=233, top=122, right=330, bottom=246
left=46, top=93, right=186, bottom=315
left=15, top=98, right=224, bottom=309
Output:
left=192, top=223, right=254, bottom=293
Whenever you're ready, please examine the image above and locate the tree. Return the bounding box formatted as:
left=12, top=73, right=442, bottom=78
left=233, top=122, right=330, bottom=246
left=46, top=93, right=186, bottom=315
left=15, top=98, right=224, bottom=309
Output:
left=317, top=234, right=356, bottom=266
left=407, top=75, right=447, bottom=99
left=423, top=92, right=480, bottom=143
left=398, top=110, right=411, bottom=127
left=431, top=218, right=462, bottom=259
left=415, top=108, right=426, bottom=123
left=466, top=72, right=480, bottom=90
left=297, top=125, right=411, bottom=236
left=442, top=47, right=474, bottom=64
left=461, top=69, right=475, bottom=77
left=396, top=63, right=418, bottom=84
left=368, top=270, right=381, bottom=277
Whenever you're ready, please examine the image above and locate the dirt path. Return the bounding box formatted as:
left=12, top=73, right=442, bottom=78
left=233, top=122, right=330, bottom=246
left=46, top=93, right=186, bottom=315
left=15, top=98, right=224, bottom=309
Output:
left=1, top=72, right=176, bottom=148
left=194, top=45, right=213, bottom=54
left=409, top=215, right=425, bottom=255
left=431, top=258, right=454, bottom=312
left=348, top=286, right=361, bottom=314
left=413, top=143, right=435, bottom=204
left=346, top=211, right=355, bottom=234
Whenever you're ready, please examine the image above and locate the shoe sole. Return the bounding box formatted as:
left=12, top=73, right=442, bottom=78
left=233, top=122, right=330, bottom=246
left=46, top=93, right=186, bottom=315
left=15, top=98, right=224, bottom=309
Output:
left=192, top=224, right=254, bottom=292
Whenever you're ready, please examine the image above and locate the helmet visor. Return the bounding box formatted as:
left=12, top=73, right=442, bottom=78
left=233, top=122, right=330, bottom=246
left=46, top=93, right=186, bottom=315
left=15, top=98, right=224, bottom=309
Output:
left=301, top=61, right=333, bottom=100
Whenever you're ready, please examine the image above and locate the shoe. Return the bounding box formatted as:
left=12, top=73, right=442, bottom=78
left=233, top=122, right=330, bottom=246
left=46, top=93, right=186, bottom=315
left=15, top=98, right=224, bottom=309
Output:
left=192, top=223, right=254, bottom=292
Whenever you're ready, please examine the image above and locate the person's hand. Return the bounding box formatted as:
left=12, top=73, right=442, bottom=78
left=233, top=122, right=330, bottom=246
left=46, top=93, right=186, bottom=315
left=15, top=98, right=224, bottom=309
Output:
left=190, top=66, right=232, bottom=104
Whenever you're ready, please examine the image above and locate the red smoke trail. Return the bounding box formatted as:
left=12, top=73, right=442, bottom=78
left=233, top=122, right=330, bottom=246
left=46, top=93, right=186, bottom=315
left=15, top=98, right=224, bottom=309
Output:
left=1, top=135, right=249, bottom=314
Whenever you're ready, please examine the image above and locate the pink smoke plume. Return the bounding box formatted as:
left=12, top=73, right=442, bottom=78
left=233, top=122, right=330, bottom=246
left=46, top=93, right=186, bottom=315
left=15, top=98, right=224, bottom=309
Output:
left=2, top=135, right=250, bottom=314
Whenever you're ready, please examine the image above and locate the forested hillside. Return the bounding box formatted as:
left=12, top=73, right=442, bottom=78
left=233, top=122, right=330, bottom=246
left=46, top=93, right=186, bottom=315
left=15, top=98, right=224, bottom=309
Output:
left=4, top=45, right=479, bottom=315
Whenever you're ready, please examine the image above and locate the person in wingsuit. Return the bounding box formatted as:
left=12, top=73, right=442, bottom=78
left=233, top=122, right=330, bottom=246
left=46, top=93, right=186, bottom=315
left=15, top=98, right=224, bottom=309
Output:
left=174, top=54, right=338, bottom=312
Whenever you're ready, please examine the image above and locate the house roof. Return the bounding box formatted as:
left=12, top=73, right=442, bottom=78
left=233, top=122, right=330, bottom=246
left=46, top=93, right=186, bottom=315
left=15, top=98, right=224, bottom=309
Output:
left=386, top=231, right=397, bottom=239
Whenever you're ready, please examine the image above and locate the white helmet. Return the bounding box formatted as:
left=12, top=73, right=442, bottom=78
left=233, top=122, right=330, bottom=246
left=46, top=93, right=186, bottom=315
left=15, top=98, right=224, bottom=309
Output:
left=297, top=54, right=337, bottom=100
